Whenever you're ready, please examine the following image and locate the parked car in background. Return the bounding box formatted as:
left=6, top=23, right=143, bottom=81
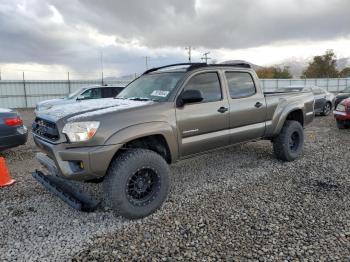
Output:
left=290, top=86, right=335, bottom=116
left=0, top=108, right=28, bottom=150
left=35, top=85, right=125, bottom=113
left=334, top=87, right=350, bottom=108
left=333, top=98, right=350, bottom=129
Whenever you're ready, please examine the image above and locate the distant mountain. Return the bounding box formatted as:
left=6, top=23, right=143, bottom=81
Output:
left=220, top=60, right=263, bottom=71
left=336, top=57, right=350, bottom=70
left=271, top=57, right=350, bottom=78
left=104, top=74, right=135, bottom=81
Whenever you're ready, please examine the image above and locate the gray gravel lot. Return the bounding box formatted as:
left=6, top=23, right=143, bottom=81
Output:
left=0, top=109, right=349, bottom=261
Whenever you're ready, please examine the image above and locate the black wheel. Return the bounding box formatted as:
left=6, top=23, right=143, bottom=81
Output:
left=273, top=120, right=304, bottom=162
left=336, top=120, right=347, bottom=129
left=321, top=102, right=332, bottom=116
left=103, top=149, right=170, bottom=219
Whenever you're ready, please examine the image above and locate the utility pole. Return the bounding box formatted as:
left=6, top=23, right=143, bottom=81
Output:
left=0, top=69, right=1, bottom=80
left=145, top=56, right=149, bottom=70
left=100, top=50, right=104, bottom=85
left=22, top=72, right=28, bottom=108
left=185, top=46, right=194, bottom=63
left=201, top=52, right=211, bottom=64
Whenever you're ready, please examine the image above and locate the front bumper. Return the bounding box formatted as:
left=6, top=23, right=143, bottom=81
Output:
left=33, top=134, right=122, bottom=181
left=0, top=126, right=28, bottom=150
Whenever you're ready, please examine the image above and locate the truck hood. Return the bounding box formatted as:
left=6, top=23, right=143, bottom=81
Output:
left=37, top=98, right=154, bottom=122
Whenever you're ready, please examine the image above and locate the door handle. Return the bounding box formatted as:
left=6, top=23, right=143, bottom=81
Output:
left=217, top=107, right=228, bottom=113
left=255, top=102, right=263, bottom=108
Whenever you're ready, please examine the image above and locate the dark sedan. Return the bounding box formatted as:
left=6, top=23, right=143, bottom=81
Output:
left=0, top=108, right=28, bottom=151
left=334, top=87, right=350, bottom=108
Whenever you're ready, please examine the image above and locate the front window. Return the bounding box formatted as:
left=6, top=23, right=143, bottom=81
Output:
left=183, top=72, right=222, bottom=102
left=116, top=72, right=184, bottom=102
left=80, top=88, right=102, bottom=100
left=67, top=88, right=86, bottom=99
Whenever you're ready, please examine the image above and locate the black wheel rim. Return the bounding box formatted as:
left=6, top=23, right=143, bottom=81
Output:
left=289, top=131, right=300, bottom=152
left=126, top=168, right=160, bottom=207
left=324, top=103, right=331, bottom=115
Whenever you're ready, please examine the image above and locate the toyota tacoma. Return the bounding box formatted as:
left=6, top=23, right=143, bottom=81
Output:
left=32, top=63, right=315, bottom=219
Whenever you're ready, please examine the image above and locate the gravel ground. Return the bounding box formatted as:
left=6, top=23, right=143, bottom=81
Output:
left=0, top=110, right=349, bottom=261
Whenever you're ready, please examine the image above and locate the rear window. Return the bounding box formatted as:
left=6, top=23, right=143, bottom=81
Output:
left=225, top=72, right=256, bottom=98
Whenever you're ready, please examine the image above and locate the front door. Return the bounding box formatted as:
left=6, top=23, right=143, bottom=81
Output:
left=176, top=71, right=230, bottom=157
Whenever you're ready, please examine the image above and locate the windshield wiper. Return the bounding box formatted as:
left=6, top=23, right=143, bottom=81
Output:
left=128, top=97, right=152, bottom=101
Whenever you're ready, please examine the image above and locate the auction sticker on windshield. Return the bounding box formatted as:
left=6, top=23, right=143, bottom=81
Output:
left=151, top=90, right=169, bottom=97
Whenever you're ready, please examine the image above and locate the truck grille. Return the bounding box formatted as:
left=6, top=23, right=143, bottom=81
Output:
left=32, top=118, right=60, bottom=141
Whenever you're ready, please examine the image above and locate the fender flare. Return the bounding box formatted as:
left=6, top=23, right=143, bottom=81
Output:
left=269, top=101, right=306, bottom=136
left=105, top=121, right=179, bottom=162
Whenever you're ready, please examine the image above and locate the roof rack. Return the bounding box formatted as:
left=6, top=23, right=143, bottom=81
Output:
left=143, top=63, right=206, bottom=75
left=143, top=62, right=251, bottom=75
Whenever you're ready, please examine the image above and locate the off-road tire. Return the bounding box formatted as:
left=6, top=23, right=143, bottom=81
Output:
left=321, top=102, right=332, bottom=116
left=273, top=120, right=304, bottom=162
left=103, top=149, right=170, bottom=219
left=336, top=120, right=347, bottom=129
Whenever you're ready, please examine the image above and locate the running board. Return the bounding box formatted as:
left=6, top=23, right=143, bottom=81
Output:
left=32, top=170, right=100, bottom=212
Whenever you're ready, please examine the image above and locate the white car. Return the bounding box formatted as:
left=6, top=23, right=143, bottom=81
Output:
left=35, top=85, right=124, bottom=113
left=288, top=85, right=335, bottom=116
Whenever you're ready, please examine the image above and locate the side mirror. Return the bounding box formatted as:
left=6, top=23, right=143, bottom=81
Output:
left=179, top=89, right=203, bottom=106
left=77, top=95, right=85, bottom=100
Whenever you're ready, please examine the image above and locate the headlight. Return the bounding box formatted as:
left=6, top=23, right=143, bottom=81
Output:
left=62, top=121, right=100, bottom=142
left=38, top=105, right=53, bottom=111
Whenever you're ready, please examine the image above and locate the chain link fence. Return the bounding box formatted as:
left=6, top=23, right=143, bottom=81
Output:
left=0, top=78, right=349, bottom=108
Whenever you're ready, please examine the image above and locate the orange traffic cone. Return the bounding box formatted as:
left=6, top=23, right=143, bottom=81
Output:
left=0, top=157, right=15, bottom=187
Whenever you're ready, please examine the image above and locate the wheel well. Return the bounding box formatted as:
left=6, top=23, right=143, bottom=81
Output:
left=286, top=109, right=304, bottom=126
left=123, top=135, right=172, bottom=164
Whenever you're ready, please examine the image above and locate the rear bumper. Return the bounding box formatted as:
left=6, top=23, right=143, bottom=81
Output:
left=33, top=134, right=122, bottom=181
left=0, top=126, right=28, bottom=150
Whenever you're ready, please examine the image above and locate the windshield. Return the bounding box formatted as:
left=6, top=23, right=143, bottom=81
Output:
left=66, top=88, right=86, bottom=99
left=341, top=87, right=350, bottom=93
left=116, top=72, right=184, bottom=102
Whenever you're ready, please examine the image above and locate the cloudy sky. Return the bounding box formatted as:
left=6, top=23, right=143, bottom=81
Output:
left=0, top=0, right=350, bottom=79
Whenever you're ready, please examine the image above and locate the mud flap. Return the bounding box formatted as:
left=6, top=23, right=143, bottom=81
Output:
left=32, top=170, right=100, bottom=212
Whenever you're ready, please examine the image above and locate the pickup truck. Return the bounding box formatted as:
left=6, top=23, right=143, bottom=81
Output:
left=32, top=62, right=315, bottom=219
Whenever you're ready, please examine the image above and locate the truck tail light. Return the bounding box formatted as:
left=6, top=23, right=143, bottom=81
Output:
left=5, top=117, right=23, bottom=127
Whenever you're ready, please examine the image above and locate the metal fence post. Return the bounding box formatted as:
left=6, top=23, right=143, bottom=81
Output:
left=327, top=78, right=329, bottom=91
left=22, top=72, right=28, bottom=108
left=68, top=72, right=71, bottom=95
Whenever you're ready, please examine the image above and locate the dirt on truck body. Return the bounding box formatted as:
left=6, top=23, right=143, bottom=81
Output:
left=32, top=62, right=315, bottom=219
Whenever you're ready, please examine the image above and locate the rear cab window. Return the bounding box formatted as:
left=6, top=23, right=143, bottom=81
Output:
left=225, top=72, right=256, bottom=99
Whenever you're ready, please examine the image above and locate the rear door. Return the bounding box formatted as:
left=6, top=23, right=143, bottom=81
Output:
left=224, top=71, right=267, bottom=143
left=176, top=71, right=230, bottom=157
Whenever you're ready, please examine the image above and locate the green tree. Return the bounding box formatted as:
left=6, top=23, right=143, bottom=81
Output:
left=303, top=50, right=339, bottom=78
left=273, top=66, right=292, bottom=79
left=256, top=66, right=292, bottom=79
left=340, top=67, right=350, bottom=78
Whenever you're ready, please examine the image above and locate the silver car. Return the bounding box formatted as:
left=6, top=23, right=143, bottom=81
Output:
left=288, top=86, right=335, bottom=116
left=35, top=85, right=124, bottom=112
